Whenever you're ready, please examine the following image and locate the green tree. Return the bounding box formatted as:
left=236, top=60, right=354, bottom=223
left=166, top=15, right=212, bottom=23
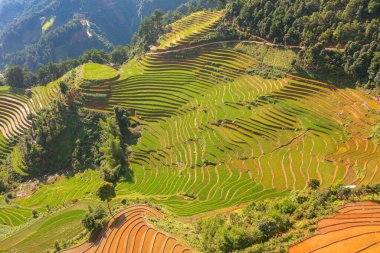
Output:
left=99, top=117, right=125, bottom=182
left=80, top=49, right=110, bottom=64
left=337, top=186, right=352, bottom=199
left=110, top=46, right=129, bottom=65
left=114, top=106, right=131, bottom=139
left=308, top=179, right=321, bottom=190
left=82, top=206, right=107, bottom=233
left=59, top=81, right=68, bottom=95
left=362, top=184, right=380, bottom=200
left=257, top=217, right=278, bottom=239
left=97, top=182, right=116, bottom=215
left=4, top=65, right=34, bottom=88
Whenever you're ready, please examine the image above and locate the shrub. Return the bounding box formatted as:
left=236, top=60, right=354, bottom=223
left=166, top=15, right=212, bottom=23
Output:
left=257, top=218, right=278, bottom=240
left=308, top=179, right=320, bottom=190
left=276, top=199, right=298, bottom=214
left=54, top=241, right=61, bottom=251
left=82, top=206, right=107, bottom=233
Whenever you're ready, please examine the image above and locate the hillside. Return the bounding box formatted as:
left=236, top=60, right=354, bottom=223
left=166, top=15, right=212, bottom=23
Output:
left=0, top=3, right=379, bottom=253
left=0, top=0, right=187, bottom=71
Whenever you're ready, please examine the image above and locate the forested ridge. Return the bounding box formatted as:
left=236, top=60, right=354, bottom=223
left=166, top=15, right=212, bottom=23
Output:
left=225, top=0, right=379, bottom=87
left=0, top=0, right=188, bottom=71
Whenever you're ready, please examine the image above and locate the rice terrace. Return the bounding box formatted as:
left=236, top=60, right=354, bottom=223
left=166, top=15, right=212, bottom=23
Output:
left=0, top=0, right=379, bottom=252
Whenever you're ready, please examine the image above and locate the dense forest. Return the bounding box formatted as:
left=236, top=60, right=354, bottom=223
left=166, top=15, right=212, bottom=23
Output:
left=225, top=0, right=379, bottom=87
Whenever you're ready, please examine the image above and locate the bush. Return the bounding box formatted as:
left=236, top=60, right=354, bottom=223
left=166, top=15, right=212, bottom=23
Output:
left=257, top=218, right=278, bottom=240
left=32, top=209, right=38, bottom=218
left=54, top=241, right=61, bottom=251
left=308, top=179, right=320, bottom=190
left=276, top=199, right=298, bottom=214
left=82, top=206, right=107, bottom=233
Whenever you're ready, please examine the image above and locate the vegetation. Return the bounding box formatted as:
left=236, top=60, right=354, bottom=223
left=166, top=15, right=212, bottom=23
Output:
left=81, top=205, right=107, bottom=233
left=0, top=2, right=378, bottom=252
left=83, top=63, right=119, bottom=81
left=3, top=65, right=35, bottom=89
left=197, top=183, right=380, bottom=253
left=41, top=16, right=56, bottom=32
left=97, top=183, right=116, bottom=216
left=0, top=0, right=187, bottom=71
left=226, top=0, right=380, bottom=88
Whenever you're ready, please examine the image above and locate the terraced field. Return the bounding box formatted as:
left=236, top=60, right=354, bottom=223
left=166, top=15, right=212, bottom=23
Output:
left=83, top=63, right=120, bottom=82
left=153, top=11, right=223, bottom=51
left=0, top=8, right=378, bottom=253
left=80, top=42, right=380, bottom=216
left=289, top=201, right=380, bottom=253
left=15, top=169, right=103, bottom=212
left=0, top=169, right=102, bottom=229
left=0, top=203, right=90, bottom=253
left=63, top=205, right=191, bottom=253
left=0, top=82, right=59, bottom=160
left=0, top=206, right=32, bottom=226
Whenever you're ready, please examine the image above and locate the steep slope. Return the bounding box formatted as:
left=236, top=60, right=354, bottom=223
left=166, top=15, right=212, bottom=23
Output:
left=82, top=43, right=380, bottom=216
left=2, top=11, right=379, bottom=217
left=0, top=9, right=379, bottom=253
left=62, top=205, right=192, bottom=253
left=0, top=83, right=58, bottom=160
left=0, top=0, right=187, bottom=71
left=289, top=201, right=380, bottom=253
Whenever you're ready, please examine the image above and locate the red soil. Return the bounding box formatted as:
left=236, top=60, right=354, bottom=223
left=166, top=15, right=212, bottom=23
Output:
left=289, top=201, right=380, bottom=253
left=62, top=205, right=191, bottom=253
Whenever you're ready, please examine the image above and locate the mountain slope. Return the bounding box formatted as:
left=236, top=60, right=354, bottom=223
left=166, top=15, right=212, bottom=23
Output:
left=0, top=0, right=187, bottom=71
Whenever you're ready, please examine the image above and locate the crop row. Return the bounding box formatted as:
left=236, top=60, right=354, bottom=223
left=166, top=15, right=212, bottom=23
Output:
left=81, top=44, right=380, bottom=216
left=155, top=11, right=223, bottom=51
left=289, top=201, right=380, bottom=253
left=62, top=205, right=191, bottom=253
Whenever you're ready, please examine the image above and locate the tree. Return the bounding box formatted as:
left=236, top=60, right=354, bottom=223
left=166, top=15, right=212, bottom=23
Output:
left=0, top=73, right=5, bottom=86
left=97, top=182, right=116, bottom=215
left=308, top=179, right=320, bottom=190
left=80, top=49, right=110, bottom=64
left=110, top=46, right=129, bottom=65
left=362, top=184, right=380, bottom=200
left=131, top=9, right=164, bottom=54
left=337, top=186, right=352, bottom=200
left=4, top=195, right=10, bottom=204
left=82, top=206, right=107, bottom=233
left=54, top=241, right=61, bottom=251
left=32, top=209, right=39, bottom=218
left=114, top=106, right=131, bottom=139
left=59, top=81, right=68, bottom=95
left=99, top=117, right=125, bottom=182
left=4, top=65, right=35, bottom=88
left=257, top=217, right=278, bottom=240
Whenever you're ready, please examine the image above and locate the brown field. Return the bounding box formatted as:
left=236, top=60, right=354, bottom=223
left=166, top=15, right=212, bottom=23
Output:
left=62, top=205, right=191, bottom=253
left=289, top=201, right=380, bottom=253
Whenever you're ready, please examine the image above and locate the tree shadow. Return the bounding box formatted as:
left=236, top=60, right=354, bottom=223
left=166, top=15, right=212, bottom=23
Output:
left=294, top=67, right=355, bottom=89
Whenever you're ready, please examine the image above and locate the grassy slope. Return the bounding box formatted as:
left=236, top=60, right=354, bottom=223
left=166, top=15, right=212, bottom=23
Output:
left=83, top=42, right=380, bottom=217
left=83, top=63, right=119, bottom=81
left=0, top=200, right=98, bottom=253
